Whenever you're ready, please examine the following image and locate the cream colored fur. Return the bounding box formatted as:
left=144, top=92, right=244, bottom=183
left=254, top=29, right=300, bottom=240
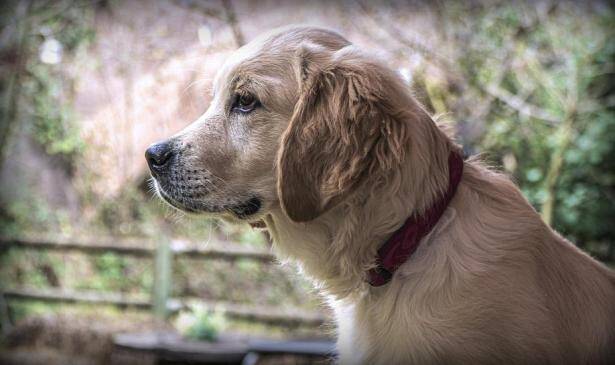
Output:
left=155, top=26, right=615, bottom=364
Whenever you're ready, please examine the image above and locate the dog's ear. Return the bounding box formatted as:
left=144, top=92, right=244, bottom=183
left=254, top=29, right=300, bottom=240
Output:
left=277, top=44, right=411, bottom=222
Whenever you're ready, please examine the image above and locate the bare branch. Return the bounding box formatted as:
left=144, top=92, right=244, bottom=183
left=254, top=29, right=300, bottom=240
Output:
left=356, top=1, right=456, bottom=72
left=484, top=84, right=561, bottom=125
left=221, top=0, right=244, bottom=48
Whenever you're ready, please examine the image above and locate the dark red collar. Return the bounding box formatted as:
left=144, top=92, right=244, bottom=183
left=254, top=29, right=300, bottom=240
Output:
left=367, top=151, right=464, bottom=287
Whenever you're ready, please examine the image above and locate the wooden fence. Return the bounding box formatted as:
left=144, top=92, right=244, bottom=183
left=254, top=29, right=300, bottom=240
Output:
left=0, top=235, right=326, bottom=328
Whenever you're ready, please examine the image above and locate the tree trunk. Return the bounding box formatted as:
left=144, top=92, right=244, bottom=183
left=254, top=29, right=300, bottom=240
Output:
left=0, top=1, right=31, bottom=168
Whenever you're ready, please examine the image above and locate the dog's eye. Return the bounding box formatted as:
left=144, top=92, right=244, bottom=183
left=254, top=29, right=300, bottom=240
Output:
left=232, top=93, right=260, bottom=114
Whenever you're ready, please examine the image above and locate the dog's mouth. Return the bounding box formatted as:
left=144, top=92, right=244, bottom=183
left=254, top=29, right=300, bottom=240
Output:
left=153, top=179, right=262, bottom=219
left=249, top=220, right=267, bottom=229
left=227, top=197, right=262, bottom=218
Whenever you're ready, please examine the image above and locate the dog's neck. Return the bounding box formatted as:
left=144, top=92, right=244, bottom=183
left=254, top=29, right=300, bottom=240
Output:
left=367, top=151, right=464, bottom=286
left=266, top=116, right=454, bottom=299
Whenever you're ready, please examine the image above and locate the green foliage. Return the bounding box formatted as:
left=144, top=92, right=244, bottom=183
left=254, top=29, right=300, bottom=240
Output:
left=95, top=186, right=154, bottom=236
left=0, top=248, right=153, bottom=297
left=20, top=1, right=95, bottom=163
left=442, top=3, right=614, bottom=260
left=25, top=63, right=84, bottom=158
left=76, top=253, right=152, bottom=294
left=0, top=1, right=96, bottom=236
left=0, top=195, right=72, bottom=237
left=42, top=5, right=96, bottom=52
left=3, top=301, right=51, bottom=324
left=91, top=253, right=126, bottom=291
left=177, top=304, right=227, bottom=342
left=0, top=249, right=64, bottom=289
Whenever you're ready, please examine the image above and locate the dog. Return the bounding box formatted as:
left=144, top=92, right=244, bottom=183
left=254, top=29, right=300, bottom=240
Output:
left=145, top=26, right=615, bottom=364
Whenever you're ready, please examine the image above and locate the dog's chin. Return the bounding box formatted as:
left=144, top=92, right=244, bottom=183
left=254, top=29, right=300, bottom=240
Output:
left=155, top=189, right=197, bottom=214
left=153, top=180, right=264, bottom=222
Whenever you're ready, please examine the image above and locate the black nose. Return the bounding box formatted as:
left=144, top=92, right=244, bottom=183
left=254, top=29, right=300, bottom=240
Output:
left=145, top=140, right=173, bottom=171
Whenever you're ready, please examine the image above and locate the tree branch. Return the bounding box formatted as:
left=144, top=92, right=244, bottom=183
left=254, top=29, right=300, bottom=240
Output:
left=221, top=0, right=244, bottom=48
left=485, top=84, right=561, bottom=125
left=0, top=1, right=32, bottom=168
left=355, top=0, right=461, bottom=78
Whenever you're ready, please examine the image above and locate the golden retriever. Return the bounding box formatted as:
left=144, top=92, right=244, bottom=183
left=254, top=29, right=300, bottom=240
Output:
left=145, top=26, right=615, bottom=364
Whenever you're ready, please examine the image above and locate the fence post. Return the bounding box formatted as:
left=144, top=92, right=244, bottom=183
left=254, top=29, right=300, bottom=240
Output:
left=0, top=291, right=12, bottom=336
left=153, top=236, right=173, bottom=320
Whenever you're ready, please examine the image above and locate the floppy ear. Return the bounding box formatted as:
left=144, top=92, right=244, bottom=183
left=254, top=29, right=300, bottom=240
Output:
left=277, top=44, right=411, bottom=222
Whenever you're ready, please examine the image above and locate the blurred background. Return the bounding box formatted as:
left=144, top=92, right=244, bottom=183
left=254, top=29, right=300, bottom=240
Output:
left=0, top=0, right=613, bottom=364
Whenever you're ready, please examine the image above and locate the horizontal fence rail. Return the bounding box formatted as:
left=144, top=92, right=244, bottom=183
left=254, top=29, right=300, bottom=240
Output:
left=0, top=235, right=276, bottom=262
left=0, top=234, right=328, bottom=328
left=2, top=287, right=326, bottom=327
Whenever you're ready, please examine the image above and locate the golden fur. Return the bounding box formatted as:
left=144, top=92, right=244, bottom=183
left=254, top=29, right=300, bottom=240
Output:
left=151, top=26, right=615, bottom=364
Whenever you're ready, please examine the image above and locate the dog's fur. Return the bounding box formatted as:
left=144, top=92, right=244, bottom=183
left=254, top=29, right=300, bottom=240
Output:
left=148, top=26, right=615, bottom=364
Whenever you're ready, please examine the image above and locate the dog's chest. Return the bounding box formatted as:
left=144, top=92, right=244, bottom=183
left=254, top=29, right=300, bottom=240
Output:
left=332, top=295, right=444, bottom=365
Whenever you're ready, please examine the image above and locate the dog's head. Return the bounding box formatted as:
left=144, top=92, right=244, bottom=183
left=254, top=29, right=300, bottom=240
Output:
left=146, top=26, right=424, bottom=225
